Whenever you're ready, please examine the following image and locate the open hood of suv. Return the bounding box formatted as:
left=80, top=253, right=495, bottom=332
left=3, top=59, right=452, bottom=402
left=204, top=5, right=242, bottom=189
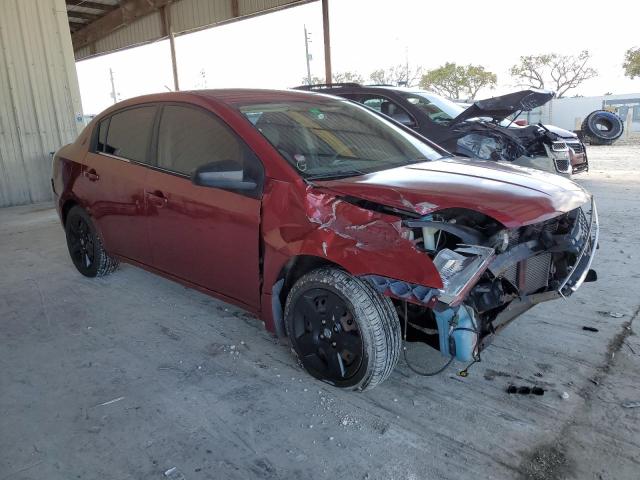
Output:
left=316, top=157, right=589, bottom=228
left=452, top=89, right=555, bottom=125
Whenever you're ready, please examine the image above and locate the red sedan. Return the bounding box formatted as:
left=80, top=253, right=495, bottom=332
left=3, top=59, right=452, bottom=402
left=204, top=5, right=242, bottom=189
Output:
left=52, top=89, right=598, bottom=390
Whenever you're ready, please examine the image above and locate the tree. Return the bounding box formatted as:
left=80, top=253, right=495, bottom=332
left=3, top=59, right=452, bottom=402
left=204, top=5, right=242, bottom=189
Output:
left=510, top=50, right=598, bottom=98
left=299, top=71, right=364, bottom=86
left=623, top=47, right=640, bottom=79
left=369, top=64, right=423, bottom=87
left=300, top=75, right=326, bottom=86
left=419, top=63, right=497, bottom=100
left=332, top=71, right=364, bottom=84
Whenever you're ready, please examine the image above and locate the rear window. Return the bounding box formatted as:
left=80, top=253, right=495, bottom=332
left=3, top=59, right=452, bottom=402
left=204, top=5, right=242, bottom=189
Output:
left=96, top=106, right=156, bottom=163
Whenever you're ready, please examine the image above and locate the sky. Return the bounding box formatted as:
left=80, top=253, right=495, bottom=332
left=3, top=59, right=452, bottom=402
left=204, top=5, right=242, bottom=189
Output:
left=75, top=0, right=640, bottom=114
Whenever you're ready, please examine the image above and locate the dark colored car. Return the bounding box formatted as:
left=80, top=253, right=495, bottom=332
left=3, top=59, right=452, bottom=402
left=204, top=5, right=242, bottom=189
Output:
left=297, top=84, right=589, bottom=176
left=52, top=89, right=598, bottom=391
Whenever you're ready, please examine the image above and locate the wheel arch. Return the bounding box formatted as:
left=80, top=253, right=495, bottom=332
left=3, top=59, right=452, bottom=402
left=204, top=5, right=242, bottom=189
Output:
left=61, top=198, right=79, bottom=226
left=270, top=254, right=346, bottom=338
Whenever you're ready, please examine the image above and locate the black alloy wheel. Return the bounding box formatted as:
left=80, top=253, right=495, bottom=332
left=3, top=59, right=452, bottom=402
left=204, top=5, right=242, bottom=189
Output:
left=284, top=267, right=401, bottom=391
left=290, top=288, right=364, bottom=382
left=67, top=213, right=96, bottom=272
left=65, top=206, right=119, bottom=277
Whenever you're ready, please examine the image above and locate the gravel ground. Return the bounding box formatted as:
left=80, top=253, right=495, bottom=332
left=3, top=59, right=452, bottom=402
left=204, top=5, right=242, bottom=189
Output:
left=1, top=143, right=639, bottom=480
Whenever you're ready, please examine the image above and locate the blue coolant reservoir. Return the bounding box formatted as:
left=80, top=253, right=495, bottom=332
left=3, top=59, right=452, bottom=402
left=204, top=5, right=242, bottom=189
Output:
left=434, top=305, right=478, bottom=362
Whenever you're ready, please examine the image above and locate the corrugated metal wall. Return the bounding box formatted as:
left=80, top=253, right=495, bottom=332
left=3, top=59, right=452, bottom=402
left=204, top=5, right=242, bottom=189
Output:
left=0, top=0, right=83, bottom=207
left=74, top=0, right=316, bottom=61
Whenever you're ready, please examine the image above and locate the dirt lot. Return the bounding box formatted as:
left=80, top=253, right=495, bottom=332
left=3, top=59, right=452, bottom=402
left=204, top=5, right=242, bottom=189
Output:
left=1, top=144, right=639, bottom=480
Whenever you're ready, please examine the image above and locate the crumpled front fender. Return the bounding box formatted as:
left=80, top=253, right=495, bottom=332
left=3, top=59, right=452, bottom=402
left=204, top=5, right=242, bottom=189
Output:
left=262, top=180, right=443, bottom=292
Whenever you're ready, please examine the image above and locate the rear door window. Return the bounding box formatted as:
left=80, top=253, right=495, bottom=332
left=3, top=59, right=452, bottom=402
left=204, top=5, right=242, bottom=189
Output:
left=102, top=106, right=156, bottom=163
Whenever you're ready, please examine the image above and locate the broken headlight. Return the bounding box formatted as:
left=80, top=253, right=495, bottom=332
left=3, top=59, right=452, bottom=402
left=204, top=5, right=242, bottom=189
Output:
left=434, top=245, right=495, bottom=306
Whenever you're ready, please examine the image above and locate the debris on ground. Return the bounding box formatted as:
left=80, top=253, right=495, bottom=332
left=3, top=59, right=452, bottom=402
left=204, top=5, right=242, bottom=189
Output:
left=164, top=467, right=186, bottom=479
left=97, top=396, right=124, bottom=407
left=561, top=392, right=570, bottom=400
left=582, top=326, right=599, bottom=332
left=598, top=311, right=625, bottom=318
left=621, top=401, right=640, bottom=409
left=506, top=385, right=545, bottom=395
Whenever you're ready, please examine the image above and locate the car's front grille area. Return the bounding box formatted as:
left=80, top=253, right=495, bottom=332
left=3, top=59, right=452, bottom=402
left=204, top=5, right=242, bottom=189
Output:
left=554, top=158, right=570, bottom=173
left=559, top=199, right=598, bottom=294
left=500, top=199, right=598, bottom=297
left=567, top=142, right=584, bottom=154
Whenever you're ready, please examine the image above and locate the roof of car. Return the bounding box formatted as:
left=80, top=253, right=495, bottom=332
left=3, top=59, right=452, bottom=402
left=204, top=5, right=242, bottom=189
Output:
left=294, top=83, right=440, bottom=96
left=181, top=88, right=341, bottom=106
left=102, top=88, right=342, bottom=115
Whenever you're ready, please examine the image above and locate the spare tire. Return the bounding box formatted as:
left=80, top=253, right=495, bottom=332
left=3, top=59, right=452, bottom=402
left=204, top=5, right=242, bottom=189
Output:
left=581, top=110, right=624, bottom=145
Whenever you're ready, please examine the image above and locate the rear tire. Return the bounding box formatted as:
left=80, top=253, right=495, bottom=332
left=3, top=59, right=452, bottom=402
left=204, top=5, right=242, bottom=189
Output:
left=65, top=206, right=119, bottom=277
left=284, top=267, right=400, bottom=391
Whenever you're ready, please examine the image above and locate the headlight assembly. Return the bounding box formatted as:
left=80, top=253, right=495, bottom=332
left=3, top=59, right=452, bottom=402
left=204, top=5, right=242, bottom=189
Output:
left=433, top=245, right=495, bottom=306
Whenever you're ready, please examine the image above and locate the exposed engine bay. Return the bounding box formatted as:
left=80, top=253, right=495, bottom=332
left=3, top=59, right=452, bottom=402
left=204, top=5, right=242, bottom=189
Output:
left=364, top=199, right=598, bottom=365
left=454, top=120, right=572, bottom=173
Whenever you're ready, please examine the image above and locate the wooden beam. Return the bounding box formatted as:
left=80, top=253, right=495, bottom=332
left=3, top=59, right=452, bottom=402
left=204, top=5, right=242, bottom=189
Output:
left=322, top=0, right=332, bottom=84
left=66, top=0, right=117, bottom=11
left=72, top=0, right=173, bottom=51
left=160, top=5, right=180, bottom=91
left=67, top=10, right=101, bottom=21
left=68, top=18, right=88, bottom=24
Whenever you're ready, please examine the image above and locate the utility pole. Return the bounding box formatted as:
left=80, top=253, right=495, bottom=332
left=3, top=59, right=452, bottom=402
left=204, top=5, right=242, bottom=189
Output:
left=322, top=0, right=332, bottom=85
left=304, top=24, right=312, bottom=85
left=109, top=68, right=117, bottom=104
left=161, top=6, right=180, bottom=91
left=405, top=46, right=409, bottom=86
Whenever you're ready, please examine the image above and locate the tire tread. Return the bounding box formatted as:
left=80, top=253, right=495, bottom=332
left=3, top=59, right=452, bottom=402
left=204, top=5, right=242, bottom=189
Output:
left=284, top=267, right=400, bottom=391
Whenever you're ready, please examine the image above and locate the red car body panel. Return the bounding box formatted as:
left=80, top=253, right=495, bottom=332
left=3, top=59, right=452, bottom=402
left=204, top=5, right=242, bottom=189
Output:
left=51, top=89, right=591, bottom=335
left=144, top=168, right=262, bottom=308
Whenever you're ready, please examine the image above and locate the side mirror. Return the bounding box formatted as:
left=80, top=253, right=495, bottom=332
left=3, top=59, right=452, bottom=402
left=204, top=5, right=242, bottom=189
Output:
left=394, top=113, right=417, bottom=128
left=192, top=162, right=257, bottom=191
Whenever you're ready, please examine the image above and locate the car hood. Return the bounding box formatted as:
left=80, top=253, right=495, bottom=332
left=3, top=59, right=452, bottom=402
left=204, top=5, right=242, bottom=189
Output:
left=316, top=157, right=590, bottom=228
left=542, top=124, right=579, bottom=139
left=452, top=89, right=555, bottom=125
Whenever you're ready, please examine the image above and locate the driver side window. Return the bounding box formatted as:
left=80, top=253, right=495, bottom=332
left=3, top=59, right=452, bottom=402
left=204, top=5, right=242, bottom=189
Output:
left=156, top=104, right=264, bottom=197
left=157, top=105, right=243, bottom=176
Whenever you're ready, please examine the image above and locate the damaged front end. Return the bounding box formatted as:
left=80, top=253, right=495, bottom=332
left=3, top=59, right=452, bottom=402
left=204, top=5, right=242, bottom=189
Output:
left=454, top=122, right=573, bottom=175
left=365, top=198, right=599, bottom=363
left=450, top=90, right=574, bottom=175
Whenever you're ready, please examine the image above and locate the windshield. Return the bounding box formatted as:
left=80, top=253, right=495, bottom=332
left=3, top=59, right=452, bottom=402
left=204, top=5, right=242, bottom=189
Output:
left=398, top=91, right=466, bottom=125
left=239, top=98, right=443, bottom=180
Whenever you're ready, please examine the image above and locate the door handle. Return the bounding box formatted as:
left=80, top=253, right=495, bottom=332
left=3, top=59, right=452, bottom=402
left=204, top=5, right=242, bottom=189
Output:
left=145, top=190, right=168, bottom=207
left=85, top=169, right=99, bottom=182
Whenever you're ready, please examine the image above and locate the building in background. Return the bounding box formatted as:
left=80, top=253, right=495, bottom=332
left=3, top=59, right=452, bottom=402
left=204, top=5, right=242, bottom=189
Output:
left=0, top=0, right=84, bottom=208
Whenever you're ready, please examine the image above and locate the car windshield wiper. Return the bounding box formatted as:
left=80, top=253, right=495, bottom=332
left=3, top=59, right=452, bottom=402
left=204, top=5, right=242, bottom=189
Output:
left=304, top=169, right=368, bottom=181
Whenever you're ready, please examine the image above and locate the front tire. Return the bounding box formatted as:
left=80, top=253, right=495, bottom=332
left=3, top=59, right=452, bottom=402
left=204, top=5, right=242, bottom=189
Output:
left=65, top=206, right=119, bottom=277
left=284, top=267, right=400, bottom=391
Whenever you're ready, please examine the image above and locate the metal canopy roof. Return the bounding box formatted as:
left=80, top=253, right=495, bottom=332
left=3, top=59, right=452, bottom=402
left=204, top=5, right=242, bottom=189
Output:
left=67, top=0, right=318, bottom=61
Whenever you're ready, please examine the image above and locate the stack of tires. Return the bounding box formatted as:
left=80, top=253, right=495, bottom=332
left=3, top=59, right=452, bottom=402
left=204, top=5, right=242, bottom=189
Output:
left=581, top=110, right=624, bottom=145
